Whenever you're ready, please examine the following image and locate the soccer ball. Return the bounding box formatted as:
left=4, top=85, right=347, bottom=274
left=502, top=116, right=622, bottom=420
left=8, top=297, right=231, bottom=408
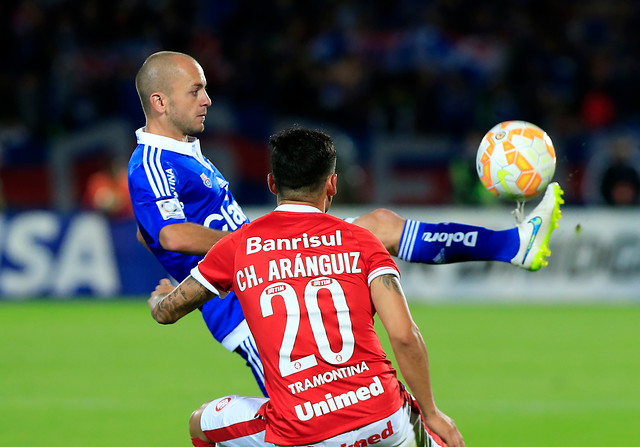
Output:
left=476, top=120, right=556, bottom=201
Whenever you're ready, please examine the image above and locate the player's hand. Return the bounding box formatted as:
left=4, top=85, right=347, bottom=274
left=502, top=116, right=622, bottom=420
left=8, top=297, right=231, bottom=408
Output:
left=424, top=408, right=465, bottom=447
left=148, top=278, right=174, bottom=310
left=152, top=278, right=175, bottom=297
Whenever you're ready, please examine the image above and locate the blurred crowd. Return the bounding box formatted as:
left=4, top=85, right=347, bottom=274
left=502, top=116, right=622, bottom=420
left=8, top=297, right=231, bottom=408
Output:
left=2, top=0, right=640, bottom=210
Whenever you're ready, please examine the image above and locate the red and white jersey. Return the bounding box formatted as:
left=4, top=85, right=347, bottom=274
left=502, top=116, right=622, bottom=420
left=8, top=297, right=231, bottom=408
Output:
left=192, top=204, right=405, bottom=445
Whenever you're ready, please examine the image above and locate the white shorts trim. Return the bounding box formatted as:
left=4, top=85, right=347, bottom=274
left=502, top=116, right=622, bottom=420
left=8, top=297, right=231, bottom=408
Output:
left=199, top=396, right=445, bottom=447
left=201, top=395, right=269, bottom=446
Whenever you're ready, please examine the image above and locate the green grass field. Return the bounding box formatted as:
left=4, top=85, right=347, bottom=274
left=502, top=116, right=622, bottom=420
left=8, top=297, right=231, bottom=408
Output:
left=1, top=300, right=639, bottom=446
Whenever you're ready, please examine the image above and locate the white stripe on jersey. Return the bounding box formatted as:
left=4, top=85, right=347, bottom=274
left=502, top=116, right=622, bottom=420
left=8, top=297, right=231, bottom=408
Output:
left=241, top=337, right=265, bottom=384
left=155, top=145, right=172, bottom=195
left=142, top=145, right=161, bottom=197
left=368, top=266, right=400, bottom=286
left=398, top=219, right=419, bottom=260
left=142, top=145, right=170, bottom=198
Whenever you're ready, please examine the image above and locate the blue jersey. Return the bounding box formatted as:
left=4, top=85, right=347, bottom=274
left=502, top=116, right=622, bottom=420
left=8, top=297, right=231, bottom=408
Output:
left=128, top=128, right=251, bottom=350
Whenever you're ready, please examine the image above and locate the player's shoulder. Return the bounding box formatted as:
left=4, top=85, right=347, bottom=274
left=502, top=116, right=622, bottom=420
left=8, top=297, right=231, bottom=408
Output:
left=251, top=210, right=374, bottom=239
left=337, top=218, right=392, bottom=255
left=129, top=141, right=181, bottom=173
left=127, top=144, right=145, bottom=174
left=337, top=216, right=379, bottom=238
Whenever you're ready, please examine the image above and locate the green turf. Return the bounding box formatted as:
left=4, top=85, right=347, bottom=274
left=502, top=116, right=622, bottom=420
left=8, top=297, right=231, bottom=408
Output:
left=1, top=300, right=638, bottom=446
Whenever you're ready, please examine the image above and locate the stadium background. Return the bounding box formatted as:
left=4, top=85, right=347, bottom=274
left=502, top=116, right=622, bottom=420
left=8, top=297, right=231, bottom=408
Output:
left=1, top=1, right=639, bottom=446
left=1, top=0, right=638, bottom=299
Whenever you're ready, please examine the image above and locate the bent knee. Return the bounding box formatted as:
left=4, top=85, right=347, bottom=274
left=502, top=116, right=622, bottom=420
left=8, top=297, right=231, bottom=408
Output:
left=369, top=208, right=403, bottom=225
left=354, top=208, right=405, bottom=254
left=354, top=208, right=403, bottom=230
left=189, top=402, right=211, bottom=441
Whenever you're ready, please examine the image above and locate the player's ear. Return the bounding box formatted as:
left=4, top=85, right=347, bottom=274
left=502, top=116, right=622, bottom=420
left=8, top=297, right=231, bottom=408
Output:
left=327, top=173, right=337, bottom=197
left=267, top=172, right=278, bottom=195
left=150, top=92, right=167, bottom=113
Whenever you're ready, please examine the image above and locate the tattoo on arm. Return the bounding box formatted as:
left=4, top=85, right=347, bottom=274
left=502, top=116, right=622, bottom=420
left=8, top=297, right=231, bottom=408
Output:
left=152, top=277, right=214, bottom=323
left=379, top=274, right=403, bottom=296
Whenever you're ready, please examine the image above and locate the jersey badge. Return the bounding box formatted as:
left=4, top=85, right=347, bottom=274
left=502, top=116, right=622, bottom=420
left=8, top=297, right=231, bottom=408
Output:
left=155, top=197, right=185, bottom=220
left=200, top=173, right=213, bottom=188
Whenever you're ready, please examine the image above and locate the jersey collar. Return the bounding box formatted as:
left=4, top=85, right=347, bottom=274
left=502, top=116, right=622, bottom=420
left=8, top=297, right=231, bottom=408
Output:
left=135, top=127, right=203, bottom=158
left=275, top=204, right=323, bottom=213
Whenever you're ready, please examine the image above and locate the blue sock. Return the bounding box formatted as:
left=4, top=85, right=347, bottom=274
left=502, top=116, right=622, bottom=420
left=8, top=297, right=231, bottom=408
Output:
left=398, top=220, right=519, bottom=264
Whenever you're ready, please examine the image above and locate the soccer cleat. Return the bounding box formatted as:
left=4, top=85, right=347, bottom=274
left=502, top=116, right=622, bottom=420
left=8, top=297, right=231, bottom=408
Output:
left=511, top=182, right=564, bottom=271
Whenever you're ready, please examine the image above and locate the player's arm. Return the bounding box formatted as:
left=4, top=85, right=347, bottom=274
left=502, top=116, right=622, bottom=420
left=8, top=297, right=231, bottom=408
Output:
left=148, top=277, right=217, bottom=324
left=159, top=222, right=230, bottom=256
left=370, top=274, right=465, bottom=447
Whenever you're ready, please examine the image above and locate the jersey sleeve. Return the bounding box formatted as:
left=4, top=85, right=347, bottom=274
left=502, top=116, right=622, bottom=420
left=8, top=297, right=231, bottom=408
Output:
left=128, top=152, right=187, bottom=241
left=191, top=229, right=239, bottom=293
left=357, top=227, right=400, bottom=285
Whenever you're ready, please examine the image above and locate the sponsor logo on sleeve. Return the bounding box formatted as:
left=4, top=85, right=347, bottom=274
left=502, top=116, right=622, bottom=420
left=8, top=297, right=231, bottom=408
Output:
left=156, top=198, right=185, bottom=220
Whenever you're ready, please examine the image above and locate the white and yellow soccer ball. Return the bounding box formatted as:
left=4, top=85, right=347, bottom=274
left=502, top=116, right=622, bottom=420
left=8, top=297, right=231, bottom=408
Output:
left=476, top=120, right=556, bottom=201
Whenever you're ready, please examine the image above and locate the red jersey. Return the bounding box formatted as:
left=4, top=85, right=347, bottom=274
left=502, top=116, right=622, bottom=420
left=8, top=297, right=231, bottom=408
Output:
left=192, top=204, right=405, bottom=445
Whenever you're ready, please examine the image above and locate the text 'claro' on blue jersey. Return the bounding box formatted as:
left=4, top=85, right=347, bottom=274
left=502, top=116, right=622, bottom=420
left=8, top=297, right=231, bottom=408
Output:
left=128, top=128, right=250, bottom=350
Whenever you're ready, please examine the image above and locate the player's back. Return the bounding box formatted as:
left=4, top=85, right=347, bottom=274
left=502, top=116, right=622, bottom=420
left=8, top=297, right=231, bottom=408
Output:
left=206, top=205, right=406, bottom=444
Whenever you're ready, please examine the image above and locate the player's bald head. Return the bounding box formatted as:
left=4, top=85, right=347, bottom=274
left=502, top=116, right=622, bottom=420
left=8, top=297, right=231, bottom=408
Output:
left=135, top=51, right=199, bottom=115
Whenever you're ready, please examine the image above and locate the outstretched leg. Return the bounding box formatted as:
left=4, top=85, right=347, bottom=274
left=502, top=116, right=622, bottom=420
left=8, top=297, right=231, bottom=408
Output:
left=352, top=208, right=518, bottom=263
left=352, top=182, right=564, bottom=271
